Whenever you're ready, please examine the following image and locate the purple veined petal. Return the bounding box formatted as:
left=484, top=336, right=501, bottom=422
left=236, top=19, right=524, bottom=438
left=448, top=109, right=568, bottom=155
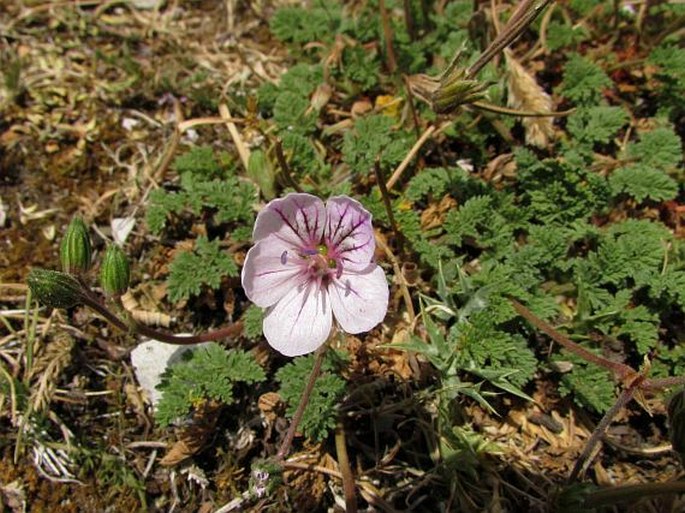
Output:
left=253, top=193, right=326, bottom=248
left=262, top=281, right=333, bottom=357
left=329, top=264, right=388, bottom=334
left=325, top=196, right=375, bottom=265
left=241, top=239, right=307, bottom=308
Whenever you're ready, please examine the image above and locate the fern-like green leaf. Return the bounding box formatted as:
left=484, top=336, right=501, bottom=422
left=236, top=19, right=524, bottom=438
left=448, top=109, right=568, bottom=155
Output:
left=167, top=236, right=238, bottom=303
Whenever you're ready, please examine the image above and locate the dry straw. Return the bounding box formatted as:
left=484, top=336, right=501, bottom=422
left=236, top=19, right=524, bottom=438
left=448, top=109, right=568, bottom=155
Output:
left=504, top=49, right=554, bottom=148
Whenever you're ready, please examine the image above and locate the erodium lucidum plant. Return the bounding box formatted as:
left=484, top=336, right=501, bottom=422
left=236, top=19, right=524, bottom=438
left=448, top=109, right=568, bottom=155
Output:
left=241, top=193, right=389, bottom=356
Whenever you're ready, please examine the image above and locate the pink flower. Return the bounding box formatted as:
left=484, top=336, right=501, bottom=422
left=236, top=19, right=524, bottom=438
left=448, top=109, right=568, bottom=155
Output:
left=241, top=193, right=389, bottom=356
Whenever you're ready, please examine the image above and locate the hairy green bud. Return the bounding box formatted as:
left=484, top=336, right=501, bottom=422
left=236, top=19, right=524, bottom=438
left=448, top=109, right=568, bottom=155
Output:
left=28, top=268, right=84, bottom=309
left=60, top=216, right=92, bottom=274
left=100, top=244, right=130, bottom=295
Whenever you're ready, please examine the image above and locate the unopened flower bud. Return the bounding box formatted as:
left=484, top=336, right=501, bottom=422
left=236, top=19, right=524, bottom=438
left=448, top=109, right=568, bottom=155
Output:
left=28, top=268, right=84, bottom=309
left=60, top=216, right=92, bottom=274
left=100, top=244, right=130, bottom=295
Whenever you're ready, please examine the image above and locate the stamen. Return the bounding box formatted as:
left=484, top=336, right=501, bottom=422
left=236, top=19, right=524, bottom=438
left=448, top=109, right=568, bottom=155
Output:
left=280, top=250, right=288, bottom=265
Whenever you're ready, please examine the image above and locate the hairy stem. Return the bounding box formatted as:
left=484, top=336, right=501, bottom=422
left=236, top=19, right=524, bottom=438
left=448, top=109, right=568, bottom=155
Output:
left=568, top=383, right=640, bottom=482
left=510, top=298, right=635, bottom=380
left=79, top=285, right=242, bottom=345
left=277, top=343, right=328, bottom=461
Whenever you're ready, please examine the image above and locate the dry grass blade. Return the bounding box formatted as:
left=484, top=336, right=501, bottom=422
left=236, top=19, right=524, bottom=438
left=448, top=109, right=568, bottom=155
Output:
left=29, top=330, right=74, bottom=414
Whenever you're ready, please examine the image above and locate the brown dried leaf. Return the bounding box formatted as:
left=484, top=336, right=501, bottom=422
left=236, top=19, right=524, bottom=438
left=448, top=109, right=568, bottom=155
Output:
left=160, top=400, right=222, bottom=466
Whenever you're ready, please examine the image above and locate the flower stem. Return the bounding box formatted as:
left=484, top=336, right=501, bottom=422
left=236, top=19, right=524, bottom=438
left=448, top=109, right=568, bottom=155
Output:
left=79, top=283, right=242, bottom=345
left=510, top=298, right=636, bottom=381
left=276, top=343, right=328, bottom=461
left=567, top=382, right=640, bottom=482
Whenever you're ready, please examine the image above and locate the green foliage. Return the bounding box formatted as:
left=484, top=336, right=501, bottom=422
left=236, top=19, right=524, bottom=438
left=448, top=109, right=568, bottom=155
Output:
left=557, top=352, right=616, bottom=413
left=273, top=91, right=318, bottom=135
left=275, top=353, right=346, bottom=442
left=627, top=125, right=682, bottom=169
left=609, top=164, right=678, bottom=202
left=171, top=146, right=223, bottom=180
left=156, top=344, right=265, bottom=427
left=167, top=236, right=238, bottom=303
left=340, top=46, right=380, bottom=90
left=146, top=147, right=256, bottom=235
left=648, top=44, right=685, bottom=93
left=566, top=106, right=629, bottom=145
left=568, top=0, right=603, bottom=15
left=270, top=0, right=341, bottom=45
left=243, top=305, right=264, bottom=341
left=395, top=208, right=452, bottom=268
left=452, top=313, right=538, bottom=388
left=557, top=53, right=612, bottom=105
left=516, top=155, right=611, bottom=225
left=342, top=114, right=413, bottom=175
left=545, top=21, right=588, bottom=51
left=579, top=219, right=670, bottom=290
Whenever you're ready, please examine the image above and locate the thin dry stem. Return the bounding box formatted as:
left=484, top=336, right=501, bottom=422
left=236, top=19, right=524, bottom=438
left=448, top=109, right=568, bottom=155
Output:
left=375, top=236, right=416, bottom=324
left=220, top=103, right=250, bottom=171
left=335, top=422, right=358, bottom=513
left=386, top=125, right=436, bottom=190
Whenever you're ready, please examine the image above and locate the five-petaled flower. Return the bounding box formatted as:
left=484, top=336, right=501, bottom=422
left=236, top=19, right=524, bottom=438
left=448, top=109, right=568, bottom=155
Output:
left=241, top=193, right=389, bottom=356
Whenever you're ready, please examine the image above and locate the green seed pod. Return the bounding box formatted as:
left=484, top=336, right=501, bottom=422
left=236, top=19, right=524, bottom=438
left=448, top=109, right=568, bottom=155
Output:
left=247, top=149, right=276, bottom=200
left=100, top=244, right=130, bottom=296
left=28, top=268, right=84, bottom=309
left=668, top=388, right=685, bottom=462
left=60, top=216, right=92, bottom=274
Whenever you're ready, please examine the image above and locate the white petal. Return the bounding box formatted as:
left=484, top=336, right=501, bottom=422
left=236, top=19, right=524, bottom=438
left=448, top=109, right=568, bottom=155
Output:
left=241, top=239, right=306, bottom=308
left=112, top=217, right=136, bottom=245
left=263, top=282, right=332, bottom=357
left=253, top=193, right=326, bottom=248
left=325, top=196, right=375, bottom=265
left=330, top=265, right=388, bottom=334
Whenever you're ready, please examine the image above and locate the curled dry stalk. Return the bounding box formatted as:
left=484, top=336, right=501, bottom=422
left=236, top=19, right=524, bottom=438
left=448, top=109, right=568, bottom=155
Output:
left=510, top=298, right=685, bottom=482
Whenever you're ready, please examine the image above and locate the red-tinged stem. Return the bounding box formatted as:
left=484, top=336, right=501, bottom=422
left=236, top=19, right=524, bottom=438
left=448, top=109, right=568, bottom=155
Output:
left=79, top=285, right=242, bottom=345
left=276, top=343, right=328, bottom=461
left=510, top=298, right=636, bottom=381
left=378, top=0, right=397, bottom=74
left=568, top=380, right=641, bottom=482
left=643, top=375, right=685, bottom=391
